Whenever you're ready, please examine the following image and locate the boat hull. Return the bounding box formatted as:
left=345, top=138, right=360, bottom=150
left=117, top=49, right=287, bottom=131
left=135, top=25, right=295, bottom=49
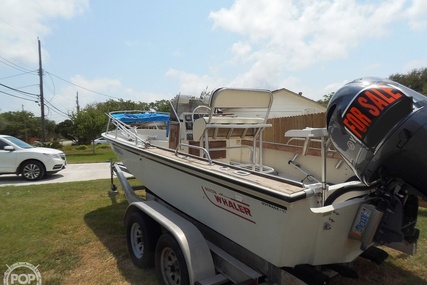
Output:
left=108, top=138, right=366, bottom=268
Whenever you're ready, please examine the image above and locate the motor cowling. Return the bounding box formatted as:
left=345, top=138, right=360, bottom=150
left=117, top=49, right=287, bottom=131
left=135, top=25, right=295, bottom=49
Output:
left=326, top=77, right=427, bottom=197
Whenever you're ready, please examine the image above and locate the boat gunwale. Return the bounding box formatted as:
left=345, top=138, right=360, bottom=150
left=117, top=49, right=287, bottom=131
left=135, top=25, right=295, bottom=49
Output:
left=105, top=134, right=310, bottom=204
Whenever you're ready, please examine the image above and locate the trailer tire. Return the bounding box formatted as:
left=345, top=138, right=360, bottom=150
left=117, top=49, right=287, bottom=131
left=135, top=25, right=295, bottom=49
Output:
left=126, top=212, right=157, bottom=269
left=155, top=233, right=189, bottom=285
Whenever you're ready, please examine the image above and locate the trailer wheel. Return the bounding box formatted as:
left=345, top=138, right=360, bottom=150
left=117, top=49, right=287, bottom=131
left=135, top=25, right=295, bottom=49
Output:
left=155, top=233, right=189, bottom=285
left=126, top=212, right=156, bottom=268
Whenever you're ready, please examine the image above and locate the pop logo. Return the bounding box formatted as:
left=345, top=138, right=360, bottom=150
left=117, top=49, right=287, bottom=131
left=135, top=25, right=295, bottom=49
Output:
left=3, top=262, right=42, bottom=285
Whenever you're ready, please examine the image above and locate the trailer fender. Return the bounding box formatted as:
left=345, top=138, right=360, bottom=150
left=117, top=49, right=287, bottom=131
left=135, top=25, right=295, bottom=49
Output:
left=125, top=200, right=215, bottom=284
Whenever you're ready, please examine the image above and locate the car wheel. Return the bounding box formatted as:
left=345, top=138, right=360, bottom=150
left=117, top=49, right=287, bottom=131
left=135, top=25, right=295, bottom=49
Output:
left=21, top=160, right=45, bottom=181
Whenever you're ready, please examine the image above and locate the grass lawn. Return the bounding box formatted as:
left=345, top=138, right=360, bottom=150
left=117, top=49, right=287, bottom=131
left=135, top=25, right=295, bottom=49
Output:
left=0, top=178, right=426, bottom=284
left=62, top=144, right=119, bottom=164
left=0, top=179, right=157, bottom=285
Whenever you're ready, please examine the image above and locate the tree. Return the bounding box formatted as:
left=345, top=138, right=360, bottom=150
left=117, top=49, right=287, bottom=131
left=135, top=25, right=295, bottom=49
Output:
left=0, top=96, right=172, bottom=145
left=65, top=99, right=154, bottom=146
left=71, top=106, right=106, bottom=148
left=318, top=68, right=427, bottom=109
left=55, top=119, right=78, bottom=143
left=317, top=92, right=335, bottom=107
left=0, top=111, right=39, bottom=141
left=389, top=68, right=427, bottom=95
left=38, top=118, right=57, bottom=140
left=149, top=99, right=171, bottom=112
left=95, top=99, right=150, bottom=114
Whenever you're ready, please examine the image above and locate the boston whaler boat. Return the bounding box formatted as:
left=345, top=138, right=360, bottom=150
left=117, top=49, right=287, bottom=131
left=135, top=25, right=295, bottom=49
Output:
left=103, top=78, right=426, bottom=285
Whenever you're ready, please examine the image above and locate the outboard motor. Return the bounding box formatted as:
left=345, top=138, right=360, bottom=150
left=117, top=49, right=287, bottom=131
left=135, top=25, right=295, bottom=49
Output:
left=327, top=77, right=425, bottom=249
left=327, top=77, right=427, bottom=196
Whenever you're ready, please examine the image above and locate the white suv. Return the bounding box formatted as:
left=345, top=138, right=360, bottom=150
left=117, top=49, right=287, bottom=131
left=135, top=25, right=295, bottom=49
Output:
left=0, top=135, right=67, bottom=181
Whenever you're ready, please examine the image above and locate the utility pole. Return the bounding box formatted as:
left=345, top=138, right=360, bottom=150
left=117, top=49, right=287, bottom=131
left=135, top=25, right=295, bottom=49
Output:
left=22, top=105, right=28, bottom=142
left=38, top=38, right=46, bottom=142
left=76, top=91, right=80, bottom=113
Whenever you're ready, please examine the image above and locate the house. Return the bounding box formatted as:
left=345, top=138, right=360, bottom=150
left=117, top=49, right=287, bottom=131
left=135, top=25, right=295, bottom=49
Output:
left=227, top=87, right=326, bottom=119
left=270, top=88, right=326, bottom=118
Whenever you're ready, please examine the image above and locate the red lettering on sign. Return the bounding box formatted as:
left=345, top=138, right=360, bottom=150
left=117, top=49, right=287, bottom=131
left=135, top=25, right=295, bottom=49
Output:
left=381, top=86, right=403, bottom=100
left=342, top=85, right=406, bottom=142
left=358, top=96, right=380, bottom=116
left=349, top=107, right=371, bottom=126
left=365, top=91, right=388, bottom=111
left=371, top=88, right=395, bottom=104
left=343, top=107, right=371, bottom=139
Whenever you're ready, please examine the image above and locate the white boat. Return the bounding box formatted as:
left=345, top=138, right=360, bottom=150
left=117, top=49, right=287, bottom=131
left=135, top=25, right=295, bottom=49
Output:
left=103, top=86, right=421, bottom=282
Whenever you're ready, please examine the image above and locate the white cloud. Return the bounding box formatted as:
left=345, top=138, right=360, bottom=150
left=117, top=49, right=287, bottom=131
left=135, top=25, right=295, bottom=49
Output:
left=208, top=0, right=425, bottom=90
left=2, top=0, right=426, bottom=119
left=231, top=41, right=252, bottom=62
left=47, top=75, right=170, bottom=120
left=0, top=0, right=89, bottom=65
left=71, top=75, right=122, bottom=97
left=68, top=75, right=170, bottom=105
left=166, top=69, right=224, bottom=95
left=405, top=0, right=427, bottom=30
left=49, top=75, right=122, bottom=115
left=402, top=59, right=427, bottom=73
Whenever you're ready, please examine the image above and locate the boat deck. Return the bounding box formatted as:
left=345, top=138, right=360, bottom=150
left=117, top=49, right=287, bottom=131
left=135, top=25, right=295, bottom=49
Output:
left=144, top=145, right=309, bottom=198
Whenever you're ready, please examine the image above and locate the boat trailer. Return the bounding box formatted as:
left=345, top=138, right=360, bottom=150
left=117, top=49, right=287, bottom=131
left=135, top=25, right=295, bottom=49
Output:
left=109, top=161, right=392, bottom=285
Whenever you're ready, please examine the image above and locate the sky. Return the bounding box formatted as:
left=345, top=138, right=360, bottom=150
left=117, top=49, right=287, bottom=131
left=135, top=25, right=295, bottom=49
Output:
left=0, top=0, right=426, bottom=122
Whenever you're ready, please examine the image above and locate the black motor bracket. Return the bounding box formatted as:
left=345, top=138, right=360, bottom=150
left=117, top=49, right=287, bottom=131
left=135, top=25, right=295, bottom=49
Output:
left=369, top=178, right=419, bottom=245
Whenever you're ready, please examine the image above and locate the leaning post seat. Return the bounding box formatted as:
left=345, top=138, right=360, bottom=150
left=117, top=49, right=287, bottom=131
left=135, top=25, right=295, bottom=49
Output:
left=192, top=88, right=274, bottom=173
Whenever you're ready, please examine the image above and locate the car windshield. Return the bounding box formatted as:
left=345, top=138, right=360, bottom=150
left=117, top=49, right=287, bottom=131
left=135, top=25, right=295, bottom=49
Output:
left=4, top=136, right=33, bottom=149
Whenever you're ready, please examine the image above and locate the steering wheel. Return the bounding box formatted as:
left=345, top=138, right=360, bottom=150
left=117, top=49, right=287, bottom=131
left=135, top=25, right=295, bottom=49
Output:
left=191, top=105, right=211, bottom=123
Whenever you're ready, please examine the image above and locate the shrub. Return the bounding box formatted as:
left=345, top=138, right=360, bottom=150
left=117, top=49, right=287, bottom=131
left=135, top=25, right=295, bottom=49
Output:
left=96, top=144, right=111, bottom=150
left=75, top=145, right=87, bottom=150
left=50, top=141, right=63, bottom=149
left=33, top=141, right=63, bottom=150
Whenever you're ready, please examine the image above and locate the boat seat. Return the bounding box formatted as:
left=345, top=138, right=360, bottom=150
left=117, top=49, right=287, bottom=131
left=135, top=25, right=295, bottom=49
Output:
left=190, top=88, right=274, bottom=174
left=192, top=88, right=273, bottom=142
left=193, top=116, right=271, bottom=141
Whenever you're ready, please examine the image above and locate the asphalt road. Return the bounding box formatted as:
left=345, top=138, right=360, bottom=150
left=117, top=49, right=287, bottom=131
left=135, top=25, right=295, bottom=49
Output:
left=0, top=163, right=115, bottom=187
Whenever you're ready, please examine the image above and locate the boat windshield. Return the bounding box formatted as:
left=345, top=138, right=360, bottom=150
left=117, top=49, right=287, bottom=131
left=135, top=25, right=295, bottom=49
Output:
left=110, top=111, right=171, bottom=137
left=170, top=94, right=211, bottom=120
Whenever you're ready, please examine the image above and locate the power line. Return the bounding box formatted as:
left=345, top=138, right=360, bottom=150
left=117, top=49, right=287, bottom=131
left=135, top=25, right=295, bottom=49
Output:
left=1, top=73, right=70, bottom=120
left=0, top=48, right=122, bottom=121
left=0, top=45, right=72, bottom=122
left=45, top=70, right=121, bottom=99
left=0, top=87, right=70, bottom=119
left=0, top=90, right=38, bottom=102
left=44, top=71, right=56, bottom=98
left=0, top=83, right=39, bottom=97
left=0, top=55, right=35, bottom=73
left=0, top=54, right=120, bottom=100
left=0, top=70, right=37, bottom=80
left=16, top=84, right=39, bottom=89
left=44, top=100, right=70, bottom=118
